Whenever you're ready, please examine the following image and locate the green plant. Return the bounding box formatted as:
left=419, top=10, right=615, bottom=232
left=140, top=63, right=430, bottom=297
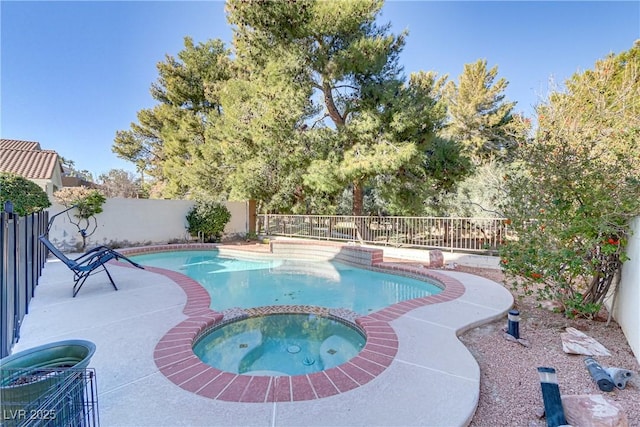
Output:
left=0, top=172, right=51, bottom=216
left=54, top=187, right=107, bottom=249
left=500, top=43, right=640, bottom=319
left=186, top=200, right=231, bottom=243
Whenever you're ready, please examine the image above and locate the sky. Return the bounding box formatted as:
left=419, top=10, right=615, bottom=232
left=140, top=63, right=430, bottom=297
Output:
left=1, top=1, right=639, bottom=178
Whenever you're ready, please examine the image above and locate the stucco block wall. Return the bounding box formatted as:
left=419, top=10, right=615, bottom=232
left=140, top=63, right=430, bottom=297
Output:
left=46, top=198, right=250, bottom=251
left=615, top=217, right=640, bottom=364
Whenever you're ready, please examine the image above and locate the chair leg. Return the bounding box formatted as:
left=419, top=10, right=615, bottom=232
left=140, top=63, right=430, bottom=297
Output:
left=103, top=265, right=119, bottom=292
left=72, top=266, right=118, bottom=297
left=73, top=274, right=90, bottom=298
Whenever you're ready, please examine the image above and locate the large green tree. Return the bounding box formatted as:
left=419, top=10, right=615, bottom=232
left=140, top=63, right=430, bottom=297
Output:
left=113, top=37, right=232, bottom=198
left=431, top=60, right=530, bottom=217
left=227, top=0, right=463, bottom=215
left=370, top=71, right=472, bottom=215
left=115, top=1, right=472, bottom=214
left=500, top=41, right=640, bottom=317
left=442, top=60, right=524, bottom=163
left=212, top=40, right=316, bottom=212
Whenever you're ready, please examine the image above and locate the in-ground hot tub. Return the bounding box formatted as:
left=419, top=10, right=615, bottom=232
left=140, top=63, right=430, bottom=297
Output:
left=193, top=313, right=366, bottom=376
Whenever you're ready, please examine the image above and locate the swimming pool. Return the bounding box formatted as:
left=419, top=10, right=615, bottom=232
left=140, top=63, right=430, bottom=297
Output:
left=119, top=243, right=469, bottom=402
left=132, top=250, right=442, bottom=314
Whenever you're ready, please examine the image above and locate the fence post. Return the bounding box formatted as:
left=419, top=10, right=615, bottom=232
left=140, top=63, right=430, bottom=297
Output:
left=0, top=210, right=49, bottom=358
left=13, top=213, right=23, bottom=343
left=1, top=212, right=8, bottom=357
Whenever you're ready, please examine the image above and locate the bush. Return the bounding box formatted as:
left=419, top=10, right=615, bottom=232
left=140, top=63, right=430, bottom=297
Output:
left=54, top=187, right=106, bottom=218
left=0, top=172, right=51, bottom=215
left=499, top=43, right=640, bottom=318
left=186, top=200, right=231, bottom=242
left=54, top=187, right=107, bottom=249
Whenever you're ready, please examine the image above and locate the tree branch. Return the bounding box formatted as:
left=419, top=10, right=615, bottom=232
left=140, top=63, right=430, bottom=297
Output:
left=322, top=81, right=345, bottom=126
left=311, top=113, right=330, bottom=129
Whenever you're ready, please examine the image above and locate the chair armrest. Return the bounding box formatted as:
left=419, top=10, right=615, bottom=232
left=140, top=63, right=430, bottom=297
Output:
left=73, top=249, right=114, bottom=266
left=75, top=245, right=125, bottom=262
left=75, top=246, right=143, bottom=269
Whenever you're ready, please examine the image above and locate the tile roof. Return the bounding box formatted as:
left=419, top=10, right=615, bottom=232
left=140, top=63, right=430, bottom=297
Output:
left=0, top=147, right=61, bottom=180
left=0, top=139, right=42, bottom=151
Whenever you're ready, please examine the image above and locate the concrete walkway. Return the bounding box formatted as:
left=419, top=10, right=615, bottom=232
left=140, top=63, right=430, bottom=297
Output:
left=11, top=249, right=513, bottom=427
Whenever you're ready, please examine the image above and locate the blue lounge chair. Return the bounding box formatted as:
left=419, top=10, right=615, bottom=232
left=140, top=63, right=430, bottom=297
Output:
left=38, top=235, right=144, bottom=297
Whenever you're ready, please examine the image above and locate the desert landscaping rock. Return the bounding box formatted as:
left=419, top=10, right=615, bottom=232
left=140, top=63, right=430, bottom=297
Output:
left=561, top=394, right=628, bottom=427
left=561, top=327, right=612, bottom=356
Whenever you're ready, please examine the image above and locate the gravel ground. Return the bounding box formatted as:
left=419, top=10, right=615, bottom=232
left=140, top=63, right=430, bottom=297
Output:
left=453, top=266, right=640, bottom=427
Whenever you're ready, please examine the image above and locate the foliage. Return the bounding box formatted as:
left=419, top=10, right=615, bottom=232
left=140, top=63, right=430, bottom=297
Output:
left=60, top=156, right=94, bottom=182
left=376, top=136, right=473, bottom=216
left=114, top=1, right=472, bottom=215
left=54, top=187, right=107, bottom=249
left=97, top=169, right=146, bottom=198
left=244, top=231, right=258, bottom=240
left=442, top=60, right=530, bottom=164
left=500, top=42, right=640, bottom=318
left=55, top=187, right=106, bottom=219
left=430, top=160, right=512, bottom=217
left=0, top=172, right=51, bottom=215
left=214, top=43, right=313, bottom=213
left=113, top=37, right=232, bottom=197
left=186, top=199, right=231, bottom=242
left=228, top=0, right=412, bottom=215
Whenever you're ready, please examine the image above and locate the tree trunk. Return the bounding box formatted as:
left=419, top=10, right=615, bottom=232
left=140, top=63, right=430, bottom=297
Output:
left=352, top=180, right=364, bottom=216
left=323, top=82, right=345, bottom=127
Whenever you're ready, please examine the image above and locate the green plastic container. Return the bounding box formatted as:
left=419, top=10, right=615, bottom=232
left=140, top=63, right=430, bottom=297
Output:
left=0, top=340, right=95, bottom=426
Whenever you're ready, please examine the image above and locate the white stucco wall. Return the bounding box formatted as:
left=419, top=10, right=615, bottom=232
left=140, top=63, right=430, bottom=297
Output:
left=615, top=217, right=640, bottom=364
left=31, top=178, right=58, bottom=199
left=46, top=198, right=251, bottom=251
left=31, top=168, right=63, bottom=200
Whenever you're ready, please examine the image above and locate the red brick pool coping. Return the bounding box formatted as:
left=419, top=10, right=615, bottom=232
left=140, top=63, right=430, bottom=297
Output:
left=118, top=243, right=465, bottom=402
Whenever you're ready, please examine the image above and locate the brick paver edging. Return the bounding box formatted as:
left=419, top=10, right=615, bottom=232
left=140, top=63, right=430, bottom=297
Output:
left=117, top=243, right=465, bottom=402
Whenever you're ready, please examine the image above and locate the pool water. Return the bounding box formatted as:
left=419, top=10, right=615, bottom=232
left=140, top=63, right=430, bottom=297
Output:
left=132, top=250, right=441, bottom=315
left=193, top=314, right=365, bottom=375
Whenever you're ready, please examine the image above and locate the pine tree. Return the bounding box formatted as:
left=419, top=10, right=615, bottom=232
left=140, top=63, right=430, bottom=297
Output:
left=113, top=38, right=231, bottom=198
left=228, top=0, right=412, bottom=215
left=443, top=60, right=520, bottom=163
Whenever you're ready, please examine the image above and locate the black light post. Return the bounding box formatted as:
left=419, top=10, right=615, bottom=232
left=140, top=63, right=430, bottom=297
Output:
left=537, top=367, right=567, bottom=427
left=507, top=309, right=520, bottom=339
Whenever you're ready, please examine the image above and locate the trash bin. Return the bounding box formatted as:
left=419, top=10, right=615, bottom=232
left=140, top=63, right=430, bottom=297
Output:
left=0, top=339, right=95, bottom=427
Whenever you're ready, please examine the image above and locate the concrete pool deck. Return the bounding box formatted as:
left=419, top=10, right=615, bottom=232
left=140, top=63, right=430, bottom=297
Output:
left=10, top=244, right=513, bottom=426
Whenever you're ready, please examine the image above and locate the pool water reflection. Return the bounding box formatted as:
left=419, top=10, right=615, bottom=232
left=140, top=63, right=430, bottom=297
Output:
left=132, top=250, right=442, bottom=315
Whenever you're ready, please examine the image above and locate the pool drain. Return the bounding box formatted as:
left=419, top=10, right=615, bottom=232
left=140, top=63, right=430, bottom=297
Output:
left=287, top=345, right=301, bottom=354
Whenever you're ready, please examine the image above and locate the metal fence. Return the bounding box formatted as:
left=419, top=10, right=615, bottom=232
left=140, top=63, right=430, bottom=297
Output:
left=1, top=210, right=49, bottom=358
left=258, top=214, right=513, bottom=253
left=0, top=367, right=99, bottom=427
